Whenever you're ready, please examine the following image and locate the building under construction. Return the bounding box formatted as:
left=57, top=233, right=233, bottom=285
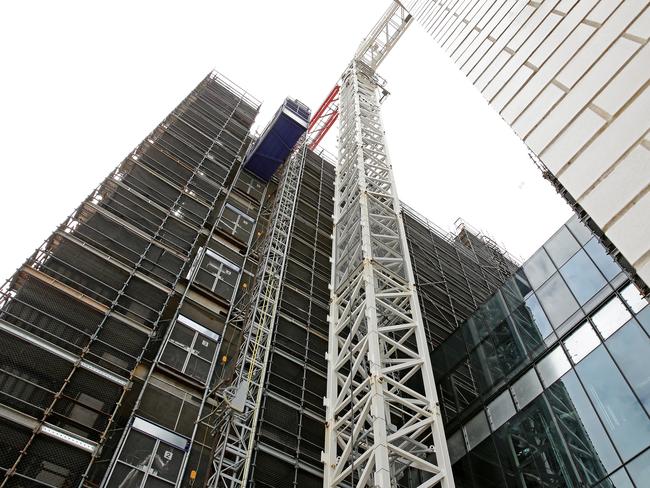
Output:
left=0, top=70, right=518, bottom=487
left=2, top=1, right=649, bottom=487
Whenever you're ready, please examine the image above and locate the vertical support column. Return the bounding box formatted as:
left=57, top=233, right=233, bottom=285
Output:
left=324, top=61, right=454, bottom=488
left=208, top=141, right=307, bottom=488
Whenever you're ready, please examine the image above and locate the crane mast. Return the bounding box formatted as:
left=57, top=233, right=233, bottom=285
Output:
left=206, top=3, right=453, bottom=487
left=323, top=3, right=454, bottom=487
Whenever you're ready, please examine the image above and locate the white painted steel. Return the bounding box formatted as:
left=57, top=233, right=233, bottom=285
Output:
left=323, top=59, right=454, bottom=487
left=207, top=141, right=307, bottom=488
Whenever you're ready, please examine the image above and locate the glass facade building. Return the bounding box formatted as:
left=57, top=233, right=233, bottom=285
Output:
left=432, top=215, right=650, bottom=487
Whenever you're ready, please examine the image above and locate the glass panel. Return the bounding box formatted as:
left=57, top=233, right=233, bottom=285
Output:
left=584, top=237, right=621, bottom=280
left=591, top=296, right=631, bottom=339
left=522, top=295, right=553, bottom=340
left=464, top=410, right=490, bottom=450
left=185, top=355, right=211, bottom=383
left=537, top=346, right=571, bottom=387
left=108, top=464, right=145, bottom=488
left=493, top=396, right=577, bottom=487
left=566, top=215, right=592, bottom=245
left=522, top=248, right=555, bottom=289
left=564, top=322, right=600, bottom=364
left=560, top=250, right=607, bottom=304
left=151, top=442, right=184, bottom=482
left=620, top=283, right=648, bottom=313
left=511, top=369, right=543, bottom=409
left=547, top=371, right=621, bottom=480
left=487, top=390, right=516, bottom=431
left=607, top=322, right=650, bottom=412
left=193, top=336, right=217, bottom=361
left=169, top=324, right=193, bottom=348
left=160, top=343, right=187, bottom=372
left=447, top=429, right=466, bottom=464
left=144, top=478, right=173, bottom=488
left=544, top=225, right=580, bottom=267
left=598, top=468, right=634, bottom=488
left=536, top=273, right=579, bottom=328
left=577, top=346, right=650, bottom=461
left=118, top=430, right=156, bottom=467
left=626, top=447, right=650, bottom=486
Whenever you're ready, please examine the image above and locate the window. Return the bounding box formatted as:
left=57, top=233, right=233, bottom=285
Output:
left=464, top=410, right=490, bottom=450
left=607, top=322, right=650, bottom=412
left=547, top=371, right=621, bottom=477
left=220, top=202, right=255, bottom=242
left=591, top=296, right=631, bottom=339
left=523, top=248, right=555, bottom=289
left=160, top=315, right=220, bottom=383
left=560, top=250, right=607, bottom=305
left=584, top=237, right=621, bottom=280
left=511, top=369, right=543, bottom=410
left=194, top=248, right=240, bottom=301
left=620, top=283, right=648, bottom=313
left=522, top=294, right=553, bottom=340
left=544, top=226, right=580, bottom=267
left=536, top=273, right=579, bottom=328
left=487, top=390, right=516, bottom=431
left=107, top=418, right=187, bottom=488
left=537, top=346, right=571, bottom=387
left=577, top=346, right=650, bottom=461
left=564, top=322, right=600, bottom=364
left=235, top=170, right=265, bottom=201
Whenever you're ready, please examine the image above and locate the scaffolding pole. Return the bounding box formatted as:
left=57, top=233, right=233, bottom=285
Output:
left=323, top=59, right=454, bottom=487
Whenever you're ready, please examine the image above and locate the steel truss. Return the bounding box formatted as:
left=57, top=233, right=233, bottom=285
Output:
left=208, top=140, right=308, bottom=488
left=323, top=60, right=454, bottom=487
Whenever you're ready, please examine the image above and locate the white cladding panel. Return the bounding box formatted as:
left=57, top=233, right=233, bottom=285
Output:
left=408, top=0, right=650, bottom=287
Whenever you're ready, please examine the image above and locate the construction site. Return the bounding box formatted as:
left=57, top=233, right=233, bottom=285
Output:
left=1, top=1, right=649, bottom=488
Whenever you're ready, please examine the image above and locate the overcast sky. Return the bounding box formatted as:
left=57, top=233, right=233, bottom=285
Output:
left=0, top=0, right=571, bottom=281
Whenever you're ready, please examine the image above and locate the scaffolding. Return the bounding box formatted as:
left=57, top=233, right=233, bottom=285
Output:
left=0, top=71, right=262, bottom=487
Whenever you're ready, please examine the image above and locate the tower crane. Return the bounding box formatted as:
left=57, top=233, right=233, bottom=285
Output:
left=320, top=3, right=454, bottom=488
left=207, top=3, right=454, bottom=487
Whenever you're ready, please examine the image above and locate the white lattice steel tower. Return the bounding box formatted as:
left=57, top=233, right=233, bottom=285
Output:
left=322, top=4, right=455, bottom=488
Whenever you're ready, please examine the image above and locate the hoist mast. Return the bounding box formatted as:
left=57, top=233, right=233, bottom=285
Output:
left=322, top=2, right=455, bottom=487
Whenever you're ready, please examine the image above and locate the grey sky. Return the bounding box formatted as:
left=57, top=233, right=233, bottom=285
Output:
left=0, top=0, right=570, bottom=280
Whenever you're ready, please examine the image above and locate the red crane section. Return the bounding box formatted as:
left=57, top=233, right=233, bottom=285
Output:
left=307, top=84, right=340, bottom=150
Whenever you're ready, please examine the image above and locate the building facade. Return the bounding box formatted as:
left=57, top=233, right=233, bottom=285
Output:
left=405, top=0, right=650, bottom=292
left=0, top=70, right=522, bottom=488
left=431, top=214, right=650, bottom=487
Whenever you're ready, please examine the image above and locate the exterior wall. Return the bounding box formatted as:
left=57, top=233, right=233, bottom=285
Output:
left=431, top=214, right=650, bottom=487
left=406, top=0, right=650, bottom=289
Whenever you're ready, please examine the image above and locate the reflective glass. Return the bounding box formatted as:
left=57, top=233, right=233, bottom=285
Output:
left=493, top=396, right=577, bottom=487
left=544, top=225, right=580, bottom=267
left=537, top=346, right=571, bottom=387
left=522, top=294, right=553, bottom=340
left=639, top=305, right=650, bottom=336
left=447, top=429, right=466, bottom=464
left=511, top=369, right=543, bottom=409
left=564, top=322, right=600, bottom=364
left=620, top=283, right=648, bottom=313
left=566, top=215, right=592, bottom=245
left=523, top=248, right=556, bottom=289
left=536, top=273, right=580, bottom=328
left=626, top=447, right=650, bottom=486
left=607, top=322, right=650, bottom=412
left=464, top=410, right=490, bottom=450
left=597, top=469, right=634, bottom=488
left=487, top=390, right=516, bottom=431
left=547, top=371, right=621, bottom=478
left=152, top=442, right=183, bottom=482
left=560, top=250, right=607, bottom=304
left=584, top=237, right=621, bottom=280
left=591, top=296, right=631, bottom=339
left=577, top=346, right=650, bottom=461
